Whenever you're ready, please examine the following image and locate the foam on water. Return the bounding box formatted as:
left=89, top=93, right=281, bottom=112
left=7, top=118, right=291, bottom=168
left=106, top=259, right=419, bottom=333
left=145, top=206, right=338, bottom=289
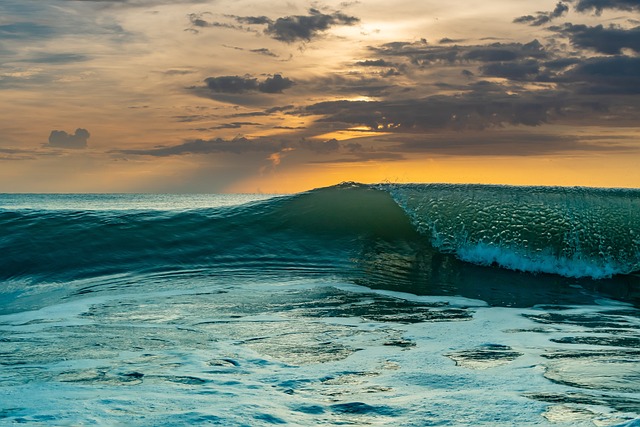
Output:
left=1, top=186, right=640, bottom=425
left=1, top=275, right=639, bottom=426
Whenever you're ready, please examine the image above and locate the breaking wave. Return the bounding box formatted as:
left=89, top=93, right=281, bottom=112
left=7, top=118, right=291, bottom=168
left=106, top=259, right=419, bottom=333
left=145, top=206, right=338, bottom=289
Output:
left=1, top=182, right=639, bottom=309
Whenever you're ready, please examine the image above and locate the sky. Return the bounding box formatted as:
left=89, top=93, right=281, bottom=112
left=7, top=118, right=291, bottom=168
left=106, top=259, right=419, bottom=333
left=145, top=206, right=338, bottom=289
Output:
left=1, top=0, right=639, bottom=193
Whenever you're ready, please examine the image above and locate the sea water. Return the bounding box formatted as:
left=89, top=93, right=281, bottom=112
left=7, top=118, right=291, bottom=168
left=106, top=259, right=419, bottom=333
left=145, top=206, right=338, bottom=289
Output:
left=1, top=184, right=639, bottom=426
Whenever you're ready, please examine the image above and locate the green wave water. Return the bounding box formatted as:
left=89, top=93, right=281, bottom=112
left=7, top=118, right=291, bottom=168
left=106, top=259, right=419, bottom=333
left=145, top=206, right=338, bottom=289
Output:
left=1, top=184, right=640, bottom=426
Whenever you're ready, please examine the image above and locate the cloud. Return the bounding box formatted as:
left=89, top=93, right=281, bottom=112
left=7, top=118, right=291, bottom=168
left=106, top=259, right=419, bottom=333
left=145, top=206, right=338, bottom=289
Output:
left=304, top=89, right=561, bottom=132
left=514, top=2, right=569, bottom=26
left=552, top=23, right=640, bottom=54
left=117, top=135, right=348, bottom=159
left=297, top=74, right=394, bottom=97
left=299, top=138, right=340, bottom=154
left=0, top=147, right=39, bottom=161
left=355, top=59, right=395, bottom=67
left=570, top=0, right=640, bottom=13
left=204, top=75, right=259, bottom=94
left=264, top=8, right=359, bottom=43
left=480, top=59, right=541, bottom=80
left=391, top=131, right=632, bottom=156
left=203, top=74, right=294, bottom=94
left=163, top=69, right=196, bottom=76
left=187, top=13, right=260, bottom=34
left=225, top=8, right=360, bottom=43
left=258, top=74, right=295, bottom=93
left=439, top=38, right=466, bottom=44
left=191, top=9, right=359, bottom=43
left=250, top=48, right=278, bottom=57
left=222, top=44, right=280, bottom=57
left=19, top=53, right=90, bottom=64
left=236, top=16, right=273, bottom=25
left=46, top=128, right=90, bottom=149
left=118, top=136, right=278, bottom=157
left=563, top=55, right=640, bottom=94
left=357, top=33, right=640, bottom=116
left=209, top=122, right=262, bottom=129
left=0, top=22, right=56, bottom=40
left=296, top=41, right=640, bottom=131
left=371, top=39, right=547, bottom=66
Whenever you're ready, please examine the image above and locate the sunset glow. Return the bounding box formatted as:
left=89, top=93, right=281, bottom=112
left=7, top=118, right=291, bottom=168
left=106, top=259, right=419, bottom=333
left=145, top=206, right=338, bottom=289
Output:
left=1, top=0, right=639, bottom=192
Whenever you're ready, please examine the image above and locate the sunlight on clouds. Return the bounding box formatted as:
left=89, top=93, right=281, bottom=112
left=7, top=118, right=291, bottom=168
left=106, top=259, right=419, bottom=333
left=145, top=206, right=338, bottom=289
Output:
left=1, top=0, right=639, bottom=192
left=312, top=127, right=391, bottom=141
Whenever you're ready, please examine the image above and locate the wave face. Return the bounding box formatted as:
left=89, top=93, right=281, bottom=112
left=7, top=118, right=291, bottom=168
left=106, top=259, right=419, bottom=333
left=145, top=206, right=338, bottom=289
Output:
left=1, top=183, right=639, bottom=311
left=0, top=186, right=417, bottom=283
left=384, top=183, right=640, bottom=279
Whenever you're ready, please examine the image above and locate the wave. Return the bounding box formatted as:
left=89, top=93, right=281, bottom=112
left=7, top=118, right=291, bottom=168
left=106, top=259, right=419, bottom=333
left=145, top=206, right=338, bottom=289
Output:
left=1, top=183, right=639, bottom=289
left=384, top=183, right=640, bottom=279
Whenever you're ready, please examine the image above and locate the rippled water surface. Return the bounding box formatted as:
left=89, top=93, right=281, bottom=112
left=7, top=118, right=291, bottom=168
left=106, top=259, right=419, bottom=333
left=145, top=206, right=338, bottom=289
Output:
left=1, top=187, right=639, bottom=426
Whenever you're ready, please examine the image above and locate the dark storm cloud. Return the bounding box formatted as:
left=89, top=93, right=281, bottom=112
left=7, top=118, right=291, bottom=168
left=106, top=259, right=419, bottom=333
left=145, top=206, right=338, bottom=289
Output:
left=391, top=131, right=630, bottom=156
left=296, top=38, right=640, bottom=136
left=205, top=76, right=259, bottom=94
left=355, top=59, right=395, bottom=67
left=563, top=55, right=640, bottom=94
left=118, top=137, right=278, bottom=156
left=552, top=24, right=640, bottom=54
left=224, top=9, right=359, bottom=43
left=479, top=60, right=541, bottom=80
left=303, top=90, right=561, bottom=132
left=570, top=0, right=640, bottom=13
left=263, top=8, right=359, bottom=43
left=514, top=2, right=569, bottom=26
left=258, top=74, right=295, bottom=93
left=46, top=129, right=90, bottom=149
left=203, top=74, right=294, bottom=94
left=371, top=39, right=547, bottom=66
left=464, top=48, right=520, bottom=62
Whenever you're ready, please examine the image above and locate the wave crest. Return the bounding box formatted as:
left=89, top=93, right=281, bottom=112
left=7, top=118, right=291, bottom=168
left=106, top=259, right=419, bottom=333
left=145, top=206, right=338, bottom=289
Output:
left=384, top=183, right=640, bottom=279
left=1, top=183, right=639, bottom=285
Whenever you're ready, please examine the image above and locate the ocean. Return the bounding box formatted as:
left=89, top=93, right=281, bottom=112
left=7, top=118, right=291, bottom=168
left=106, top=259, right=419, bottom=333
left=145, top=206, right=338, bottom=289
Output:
left=1, top=183, right=639, bottom=426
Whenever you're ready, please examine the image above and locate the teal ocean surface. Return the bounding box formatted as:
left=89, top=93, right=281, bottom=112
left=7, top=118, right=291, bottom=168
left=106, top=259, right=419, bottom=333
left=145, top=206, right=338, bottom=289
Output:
left=1, top=183, right=639, bottom=426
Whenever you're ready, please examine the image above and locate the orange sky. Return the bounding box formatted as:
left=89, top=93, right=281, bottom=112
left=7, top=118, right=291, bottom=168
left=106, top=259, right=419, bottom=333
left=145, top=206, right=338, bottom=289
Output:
left=1, top=0, right=639, bottom=192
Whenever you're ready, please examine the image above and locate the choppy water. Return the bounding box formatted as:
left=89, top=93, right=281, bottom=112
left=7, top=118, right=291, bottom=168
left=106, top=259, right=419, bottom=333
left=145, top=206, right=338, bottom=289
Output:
left=1, top=184, right=639, bottom=426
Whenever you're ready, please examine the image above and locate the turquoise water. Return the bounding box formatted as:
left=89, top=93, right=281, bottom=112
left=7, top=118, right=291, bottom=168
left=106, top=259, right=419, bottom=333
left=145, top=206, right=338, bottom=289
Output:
left=1, top=184, right=639, bottom=425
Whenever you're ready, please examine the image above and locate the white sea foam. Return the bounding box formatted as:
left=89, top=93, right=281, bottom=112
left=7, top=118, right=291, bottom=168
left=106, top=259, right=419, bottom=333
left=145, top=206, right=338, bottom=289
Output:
left=1, top=276, right=638, bottom=426
left=457, top=242, right=622, bottom=279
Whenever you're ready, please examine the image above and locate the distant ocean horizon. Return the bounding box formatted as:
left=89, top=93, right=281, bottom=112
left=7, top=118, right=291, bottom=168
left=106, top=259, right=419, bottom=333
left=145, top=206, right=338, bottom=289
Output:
left=1, top=183, right=639, bottom=426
